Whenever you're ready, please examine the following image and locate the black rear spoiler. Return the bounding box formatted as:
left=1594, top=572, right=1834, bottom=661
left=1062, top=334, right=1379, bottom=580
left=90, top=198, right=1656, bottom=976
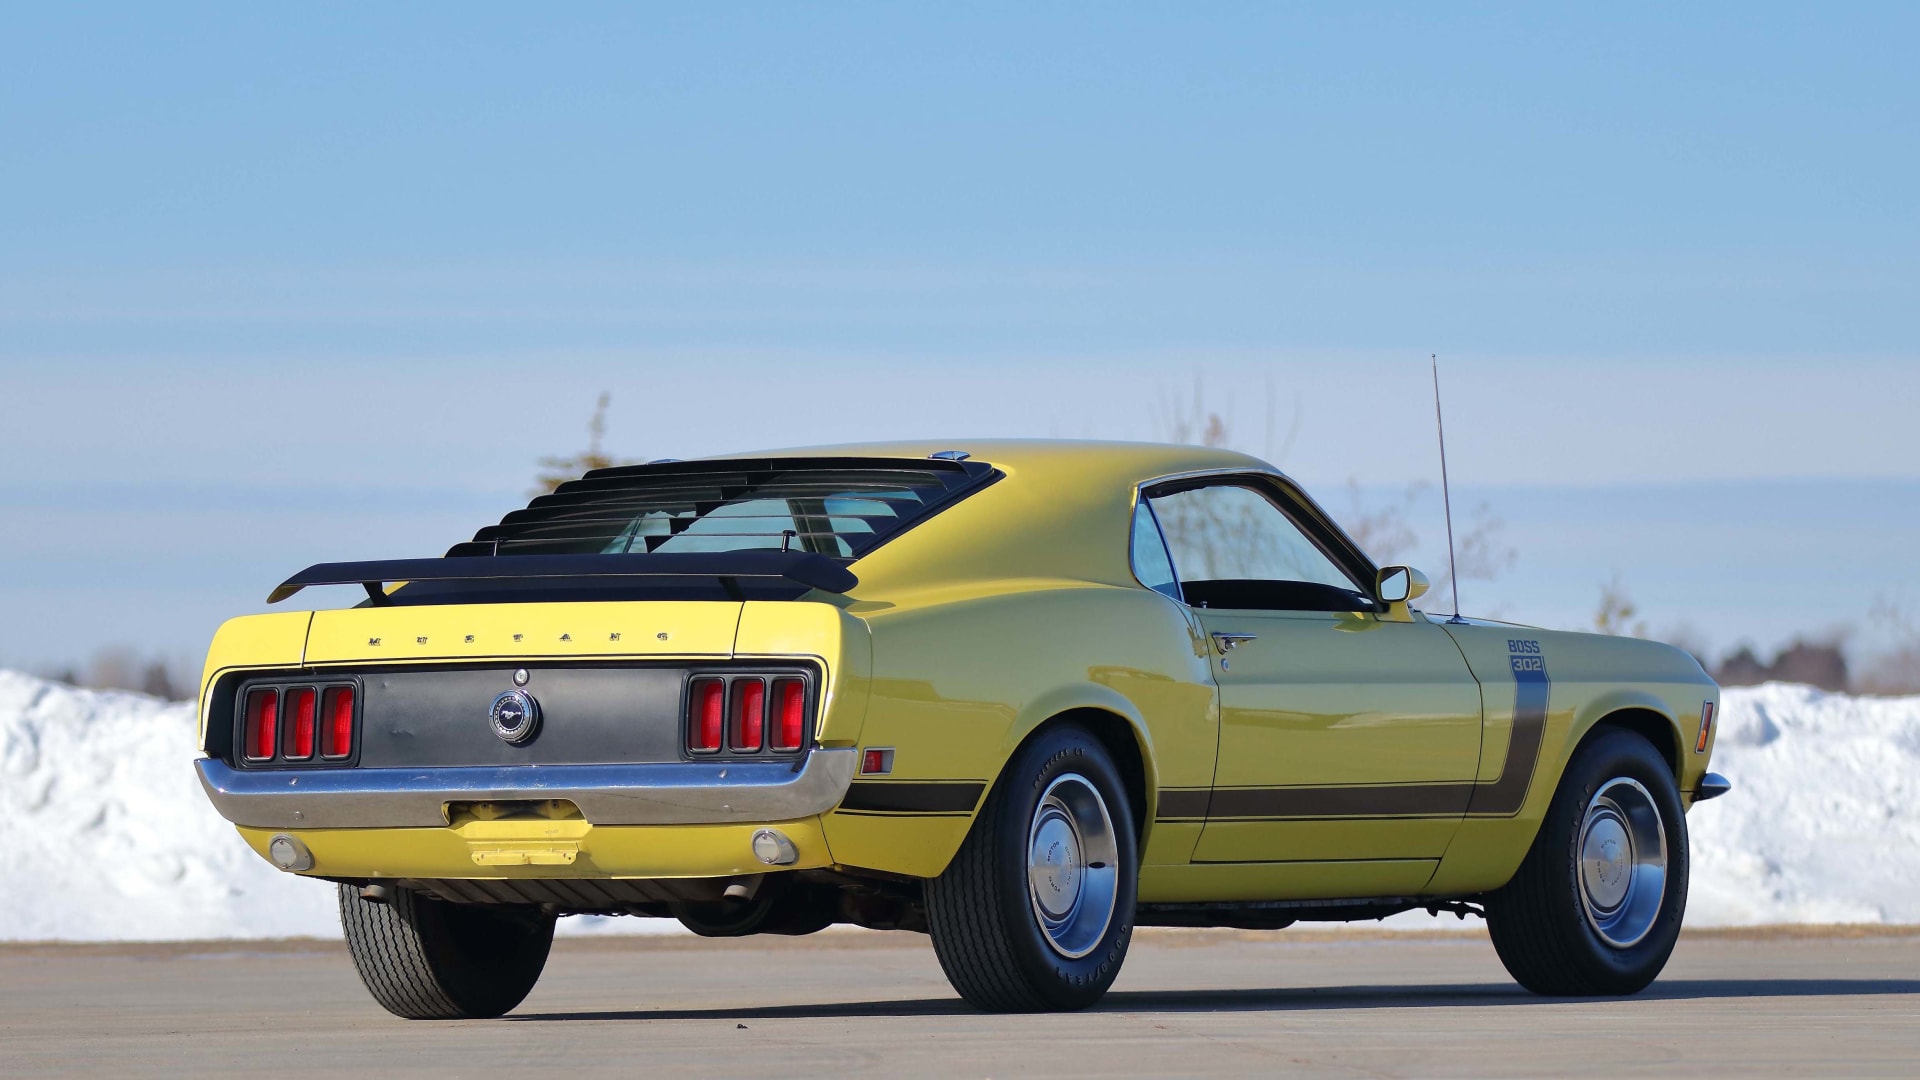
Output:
left=267, top=551, right=859, bottom=605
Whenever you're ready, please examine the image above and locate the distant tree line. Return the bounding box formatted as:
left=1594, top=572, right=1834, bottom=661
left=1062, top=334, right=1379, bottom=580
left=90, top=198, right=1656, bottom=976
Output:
left=1713, top=641, right=1851, bottom=693
left=41, top=648, right=192, bottom=702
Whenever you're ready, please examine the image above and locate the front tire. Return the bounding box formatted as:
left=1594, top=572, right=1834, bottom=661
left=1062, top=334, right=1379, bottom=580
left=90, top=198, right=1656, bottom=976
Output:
left=924, top=724, right=1138, bottom=1012
left=1486, top=728, right=1689, bottom=995
left=338, top=884, right=556, bottom=1019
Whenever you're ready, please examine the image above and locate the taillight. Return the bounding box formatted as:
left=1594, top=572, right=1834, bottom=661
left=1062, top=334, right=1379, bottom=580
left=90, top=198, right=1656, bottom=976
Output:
left=688, top=674, right=808, bottom=755
left=729, top=679, right=766, bottom=752
left=322, top=686, right=355, bottom=759
left=284, top=688, right=317, bottom=760
left=689, top=678, right=725, bottom=752
left=772, top=678, right=807, bottom=751
left=243, top=689, right=278, bottom=761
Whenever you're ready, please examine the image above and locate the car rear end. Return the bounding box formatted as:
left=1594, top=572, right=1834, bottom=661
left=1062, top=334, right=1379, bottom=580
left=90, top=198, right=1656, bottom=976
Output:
left=197, top=597, right=869, bottom=908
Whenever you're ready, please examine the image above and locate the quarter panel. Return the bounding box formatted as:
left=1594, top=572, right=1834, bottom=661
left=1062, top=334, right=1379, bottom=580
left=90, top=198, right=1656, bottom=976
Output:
left=819, top=582, right=1218, bottom=877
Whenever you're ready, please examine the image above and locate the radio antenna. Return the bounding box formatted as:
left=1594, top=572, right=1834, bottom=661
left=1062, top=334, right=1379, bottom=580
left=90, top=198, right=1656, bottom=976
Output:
left=1432, top=353, right=1464, bottom=623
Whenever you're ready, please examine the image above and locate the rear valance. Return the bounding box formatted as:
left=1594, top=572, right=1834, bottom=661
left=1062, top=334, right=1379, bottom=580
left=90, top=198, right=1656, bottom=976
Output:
left=267, top=550, right=859, bottom=605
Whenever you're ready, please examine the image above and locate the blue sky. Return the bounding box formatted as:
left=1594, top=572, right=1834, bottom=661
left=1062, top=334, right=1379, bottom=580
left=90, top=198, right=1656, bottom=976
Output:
left=2, top=5, right=1916, bottom=677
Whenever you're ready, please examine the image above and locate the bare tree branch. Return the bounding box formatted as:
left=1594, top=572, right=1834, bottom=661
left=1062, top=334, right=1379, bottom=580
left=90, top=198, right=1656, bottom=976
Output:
left=533, top=392, right=643, bottom=495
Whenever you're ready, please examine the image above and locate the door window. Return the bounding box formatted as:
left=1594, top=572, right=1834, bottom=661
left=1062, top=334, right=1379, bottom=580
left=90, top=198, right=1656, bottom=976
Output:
left=1147, top=483, right=1372, bottom=612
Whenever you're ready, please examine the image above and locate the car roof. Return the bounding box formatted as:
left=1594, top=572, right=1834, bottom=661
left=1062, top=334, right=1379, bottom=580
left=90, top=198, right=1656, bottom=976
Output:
left=707, top=438, right=1281, bottom=491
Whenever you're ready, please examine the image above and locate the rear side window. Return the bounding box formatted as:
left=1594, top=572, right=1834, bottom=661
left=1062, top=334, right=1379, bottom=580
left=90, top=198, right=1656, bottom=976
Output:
left=1129, top=501, right=1182, bottom=601
left=447, top=457, right=998, bottom=561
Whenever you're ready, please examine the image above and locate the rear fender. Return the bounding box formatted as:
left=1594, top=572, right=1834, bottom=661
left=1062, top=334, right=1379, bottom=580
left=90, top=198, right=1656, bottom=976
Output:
left=991, top=682, right=1161, bottom=827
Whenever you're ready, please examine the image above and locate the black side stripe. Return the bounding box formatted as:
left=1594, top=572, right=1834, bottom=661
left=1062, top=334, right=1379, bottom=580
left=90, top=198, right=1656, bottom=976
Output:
left=1155, top=789, right=1211, bottom=821
left=839, top=781, right=985, bottom=815
left=1466, top=652, right=1550, bottom=816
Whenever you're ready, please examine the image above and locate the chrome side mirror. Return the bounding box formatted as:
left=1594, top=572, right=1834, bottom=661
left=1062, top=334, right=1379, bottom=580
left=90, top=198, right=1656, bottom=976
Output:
left=1377, top=566, right=1430, bottom=605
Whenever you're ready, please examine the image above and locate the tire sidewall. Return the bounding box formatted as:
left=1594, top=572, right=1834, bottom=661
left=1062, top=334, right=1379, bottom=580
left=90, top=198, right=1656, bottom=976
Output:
left=988, top=725, right=1138, bottom=1004
left=412, top=893, right=555, bottom=1016
left=1547, top=730, right=1690, bottom=989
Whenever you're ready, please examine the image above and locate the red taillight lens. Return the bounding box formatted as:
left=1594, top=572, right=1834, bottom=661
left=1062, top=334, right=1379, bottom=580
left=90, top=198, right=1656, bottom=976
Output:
left=243, top=689, right=278, bottom=761
left=772, top=679, right=806, bottom=751
left=729, top=679, right=766, bottom=752
left=689, top=678, right=725, bottom=752
left=284, top=688, right=317, bottom=759
left=321, top=686, right=355, bottom=759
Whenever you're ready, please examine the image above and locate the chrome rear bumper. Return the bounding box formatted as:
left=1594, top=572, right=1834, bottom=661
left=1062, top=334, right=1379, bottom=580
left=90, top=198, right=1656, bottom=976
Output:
left=195, top=748, right=859, bottom=830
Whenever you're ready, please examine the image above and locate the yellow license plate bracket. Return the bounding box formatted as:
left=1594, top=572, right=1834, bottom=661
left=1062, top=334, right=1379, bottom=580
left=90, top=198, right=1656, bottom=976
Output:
left=468, top=844, right=580, bottom=867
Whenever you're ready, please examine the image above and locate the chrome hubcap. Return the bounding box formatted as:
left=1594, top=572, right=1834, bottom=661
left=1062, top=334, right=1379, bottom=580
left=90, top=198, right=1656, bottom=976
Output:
left=1577, top=777, right=1667, bottom=948
left=1026, top=774, right=1118, bottom=959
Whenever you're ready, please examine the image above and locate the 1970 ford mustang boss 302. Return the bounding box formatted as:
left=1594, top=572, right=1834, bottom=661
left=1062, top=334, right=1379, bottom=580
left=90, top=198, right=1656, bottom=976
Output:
left=195, top=440, right=1729, bottom=1017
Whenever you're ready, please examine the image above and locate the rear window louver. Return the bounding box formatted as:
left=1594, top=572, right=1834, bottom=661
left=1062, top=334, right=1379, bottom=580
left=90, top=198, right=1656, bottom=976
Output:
left=444, top=457, right=999, bottom=561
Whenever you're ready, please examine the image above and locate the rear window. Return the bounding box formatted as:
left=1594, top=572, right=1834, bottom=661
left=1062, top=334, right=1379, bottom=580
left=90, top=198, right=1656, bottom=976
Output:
left=446, top=457, right=999, bottom=561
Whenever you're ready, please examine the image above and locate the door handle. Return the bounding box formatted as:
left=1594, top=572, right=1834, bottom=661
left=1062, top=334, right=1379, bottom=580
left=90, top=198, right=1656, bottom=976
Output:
left=1211, top=632, right=1258, bottom=654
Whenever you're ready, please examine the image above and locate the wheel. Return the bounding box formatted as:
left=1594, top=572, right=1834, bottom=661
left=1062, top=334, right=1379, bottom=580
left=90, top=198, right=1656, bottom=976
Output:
left=1486, top=727, right=1689, bottom=995
left=924, top=723, right=1137, bottom=1012
left=337, top=884, right=556, bottom=1019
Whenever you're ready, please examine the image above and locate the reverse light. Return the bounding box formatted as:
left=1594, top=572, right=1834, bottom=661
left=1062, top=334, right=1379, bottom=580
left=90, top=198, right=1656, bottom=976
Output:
left=243, top=689, right=279, bottom=761
left=689, top=677, right=725, bottom=752
left=284, top=687, right=317, bottom=760
left=772, top=678, right=807, bottom=751
left=322, top=685, right=355, bottom=759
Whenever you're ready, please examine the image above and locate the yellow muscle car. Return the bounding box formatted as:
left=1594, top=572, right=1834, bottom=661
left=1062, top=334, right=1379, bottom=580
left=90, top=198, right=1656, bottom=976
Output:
left=194, top=440, right=1728, bottom=1017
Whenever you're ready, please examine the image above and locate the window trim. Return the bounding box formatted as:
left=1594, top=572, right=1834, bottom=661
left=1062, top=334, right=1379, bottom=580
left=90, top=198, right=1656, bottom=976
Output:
left=1133, top=467, right=1385, bottom=613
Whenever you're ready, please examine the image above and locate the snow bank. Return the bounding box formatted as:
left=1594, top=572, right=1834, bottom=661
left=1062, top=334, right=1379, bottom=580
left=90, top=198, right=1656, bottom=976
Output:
left=1687, top=682, right=1920, bottom=925
left=1, top=670, right=1915, bottom=941
left=0, top=671, right=333, bottom=941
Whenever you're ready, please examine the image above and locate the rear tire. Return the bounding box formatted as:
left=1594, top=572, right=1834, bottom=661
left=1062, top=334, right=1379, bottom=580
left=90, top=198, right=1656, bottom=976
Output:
left=1486, top=728, right=1689, bottom=996
left=924, top=724, right=1137, bottom=1012
left=338, top=884, right=556, bottom=1019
